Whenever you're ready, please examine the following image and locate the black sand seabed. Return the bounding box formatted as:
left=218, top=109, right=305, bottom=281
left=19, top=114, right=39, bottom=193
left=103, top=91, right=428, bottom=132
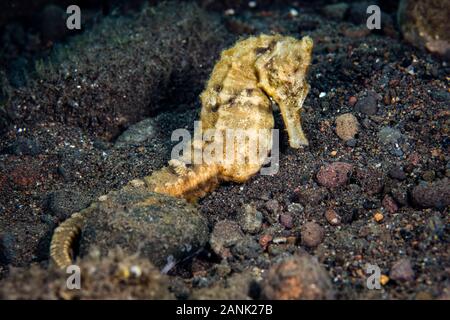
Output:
left=0, top=1, right=448, bottom=299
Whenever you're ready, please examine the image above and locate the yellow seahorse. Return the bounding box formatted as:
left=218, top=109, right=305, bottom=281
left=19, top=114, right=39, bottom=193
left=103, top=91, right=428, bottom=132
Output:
left=50, top=34, right=313, bottom=268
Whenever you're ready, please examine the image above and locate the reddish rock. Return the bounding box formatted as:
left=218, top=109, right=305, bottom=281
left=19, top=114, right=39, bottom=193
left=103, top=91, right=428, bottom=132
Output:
left=390, top=258, right=415, bottom=282
left=382, top=195, right=398, bottom=213
left=261, top=254, right=334, bottom=300
left=411, top=178, right=450, bottom=209
left=301, top=222, right=325, bottom=248
left=279, top=214, right=293, bottom=229
left=259, top=234, right=273, bottom=250
left=316, top=162, right=353, bottom=188
left=324, top=209, right=341, bottom=226
left=348, top=96, right=357, bottom=107
left=8, top=165, right=41, bottom=189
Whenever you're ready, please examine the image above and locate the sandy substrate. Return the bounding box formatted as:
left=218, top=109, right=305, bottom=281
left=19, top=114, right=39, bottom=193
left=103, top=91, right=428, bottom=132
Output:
left=0, top=1, right=448, bottom=299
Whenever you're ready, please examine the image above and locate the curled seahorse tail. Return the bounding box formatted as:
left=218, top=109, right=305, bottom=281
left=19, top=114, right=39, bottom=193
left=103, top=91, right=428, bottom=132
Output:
left=50, top=206, right=94, bottom=269
left=154, top=163, right=221, bottom=201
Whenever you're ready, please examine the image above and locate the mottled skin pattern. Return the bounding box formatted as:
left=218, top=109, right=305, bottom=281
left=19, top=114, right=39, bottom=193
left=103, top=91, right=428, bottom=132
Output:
left=50, top=34, right=313, bottom=269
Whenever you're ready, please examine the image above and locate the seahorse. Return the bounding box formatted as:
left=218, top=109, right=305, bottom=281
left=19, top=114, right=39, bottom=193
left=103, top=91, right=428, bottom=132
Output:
left=50, top=34, right=313, bottom=269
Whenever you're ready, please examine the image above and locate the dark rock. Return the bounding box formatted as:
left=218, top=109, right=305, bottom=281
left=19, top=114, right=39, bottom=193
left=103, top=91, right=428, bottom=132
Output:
left=411, top=179, right=450, bottom=209
left=238, top=204, right=263, bottom=234
left=9, top=137, right=41, bottom=156
left=293, top=186, right=328, bottom=206
left=263, top=199, right=281, bottom=224
left=231, top=236, right=262, bottom=260
left=355, top=92, right=378, bottom=115
left=301, top=222, right=325, bottom=248
left=210, top=220, right=244, bottom=258
left=115, top=118, right=157, bottom=147
left=355, top=167, right=384, bottom=195
left=261, top=253, right=334, bottom=299
left=345, top=139, right=357, bottom=147
left=389, top=166, right=407, bottom=181
left=317, top=162, right=353, bottom=188
left=47, top=189, right=91, bottom=221
left=382, top=195, right=398, bottom=213
left=0, top=233, right=15, bottom=265
left=390, top=258, right=415, bottom=282
left=80, top=186, right=209, bottom=268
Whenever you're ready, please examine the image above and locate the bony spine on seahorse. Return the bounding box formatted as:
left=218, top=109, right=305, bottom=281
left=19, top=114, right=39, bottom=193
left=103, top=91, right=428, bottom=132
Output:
left=50, top=34, right=313, bottom=269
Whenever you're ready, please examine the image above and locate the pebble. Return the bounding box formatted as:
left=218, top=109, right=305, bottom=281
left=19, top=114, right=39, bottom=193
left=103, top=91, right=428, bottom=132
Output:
left=279, top=214, right=293, bottom=229
left=345, top=139, right=357, bottom=147
left=390, top=258, right=415, bottom=282
left=388, top=166, right=407, bottom=181
left=259, top=234, right=273, bottom=250
left=355, top=92, right=378, bottom=115
left=374, top=212, right=384, bottom=223
left=348, top=96, right=357, bottom=107
left=293, top=186, right=328, bottom=206
left=382, top=195, right=398, bottom=214
left=335, top=113, right=359, bottom=141
left=301, top=222, right=325, bottom=248
left=114, top=118, right=156, bottom=147
left=316, top=162, right=353, bottom=188
left=261, top=254, right=334, bottom=299
left=238, top=204, right=263, bottom=234
left=411, top=178, right=450, bottom=209
left=210, top=220, right=244, bottom=258
left=325, top=209, right=341, bottom=226
left=264, top=199, right=281, bottom=224
left=378, top=126, right=403, bottom=145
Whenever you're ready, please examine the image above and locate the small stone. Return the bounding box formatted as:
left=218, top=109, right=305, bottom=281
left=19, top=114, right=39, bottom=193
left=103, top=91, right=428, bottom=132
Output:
left=325, top=209, right=341, bottom=226
left=261, top=254, right=334, bottom=300
left=115, top=118, right=156, bottom=147
left=374, top=212, right=384, bottom=223
left=382, top=195, right=398, bottom=214
left=411, top=178, right=450, bottom=209
left=301, top=222, right=325, bottom=248
left=335, top=113, right=359, bottom=141
left=264, top=199, right=281, bottom=223
left=293, top=186, right=328, bottom=206
left=279, top=214, right=294, bottom=229
left=390, top=258, right=415, bottom=282
left=238, top=204, right=263, bottom=234
left=389, top=166, right=406, bottom=181
left=380, top=274, right=390, bottom=286
left=345, top=139, right=357, bottom=147
left=378, top=126, right=403, bottom=145
left=348, top=96, right=357, bottom=106
left=355, top=93, right=378, bottom=115
left=210, top=220, right=244, bottom=258
left=316, top=162, right=353, bottom=188
left=259, top=234, right=273, bottom=250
